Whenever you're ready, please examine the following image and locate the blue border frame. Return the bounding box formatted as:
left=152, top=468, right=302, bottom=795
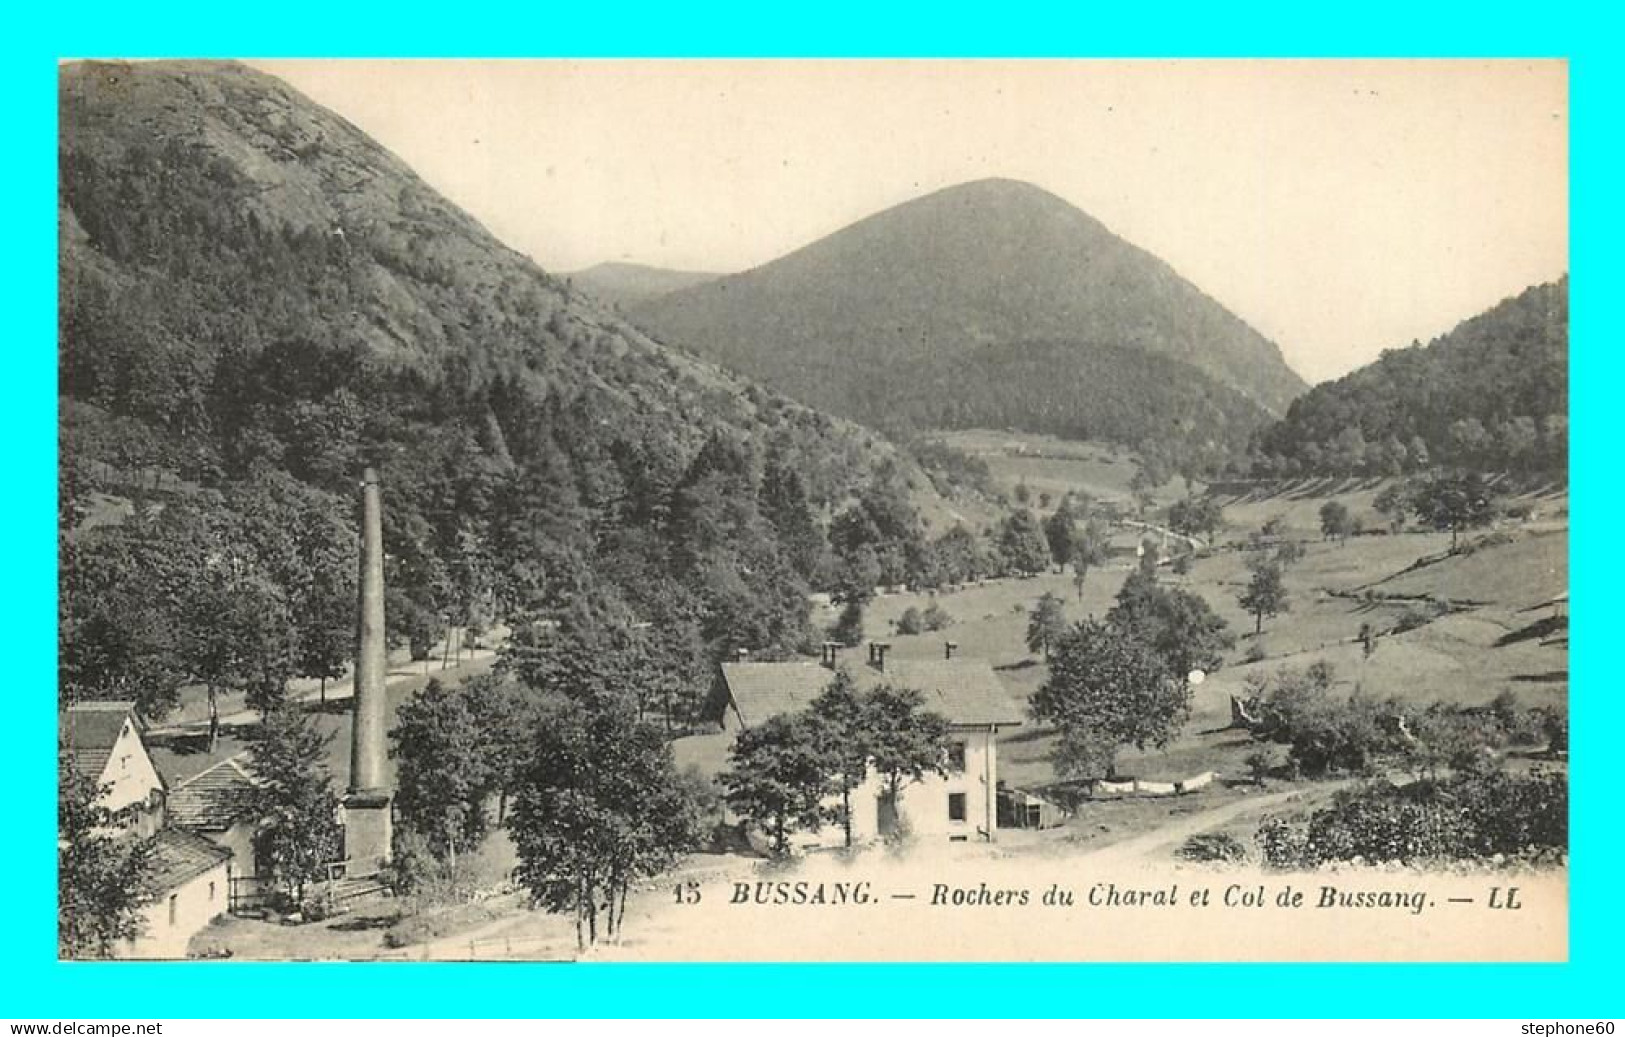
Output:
left=10, top=1, right=1615, bottom=1017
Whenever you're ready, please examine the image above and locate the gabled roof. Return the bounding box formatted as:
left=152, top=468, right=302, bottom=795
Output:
left=62, top=702, right=140, bottom=782
left=168, top=754, right=263, bottom=832
left=719, top=658, right=1023, bottom=729
left=143, top=827, right=232, bottom=895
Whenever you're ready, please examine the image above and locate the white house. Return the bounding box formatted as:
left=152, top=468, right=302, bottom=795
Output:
left=64, top=701, right=166, bottom=838
left=130, top=828, right=233, bottom=958
left=63, top=702, right=232, bottom=959
left=712, top=642, right=1024, bottom=846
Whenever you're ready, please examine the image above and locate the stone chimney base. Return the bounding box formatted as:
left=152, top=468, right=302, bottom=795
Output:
left=343, top=790, right=393, bottom=870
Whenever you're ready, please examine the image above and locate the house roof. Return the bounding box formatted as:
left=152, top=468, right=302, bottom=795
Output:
left=719, top=658, right=1024, bottom=729
left=168, top=754, right=262, bottom=832
left=144, top=827, right=232, bottom=895
left=62, top=702, right=139, bottom=782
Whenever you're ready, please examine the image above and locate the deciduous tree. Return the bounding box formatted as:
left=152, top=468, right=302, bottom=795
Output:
left=1030, top=619, right=1189, bottom=779
left=721, top=713, right=833, bottom=857
left=808, top=671, right=871, bottom=847
left=863, top=685, right=951, bottom=823
left=1238, top=560, right=1290, bottom=635
left=511, top=703, right=706, bottom=950
left=58, top=743, right=154, bottom=958
left=249, top=706, right=343, bottom=903
left=390, top=679, right=496, bottom=866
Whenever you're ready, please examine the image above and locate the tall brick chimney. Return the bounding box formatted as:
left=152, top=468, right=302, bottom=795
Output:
left=345, top=467, right=392, bottom=866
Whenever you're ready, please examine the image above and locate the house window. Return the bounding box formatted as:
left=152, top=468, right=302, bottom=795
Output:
left=948, top=792, right=967, bottom=823
left=208, top=881, right=216, bottom=902
left=168, top=894, right=178, bottom=926
left=946, top=741, right=967, bottom=772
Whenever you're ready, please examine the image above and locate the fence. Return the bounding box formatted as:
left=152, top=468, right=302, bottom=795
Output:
left=228, top=856, right=387, bottom=915
left=372, top=932, right=571, bottom=962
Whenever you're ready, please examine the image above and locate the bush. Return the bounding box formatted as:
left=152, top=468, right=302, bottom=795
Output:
left=299, top=886, right=339, bottom=923
left=896, top=607, right=924, bottom=636
left=1537, top=705, right=1569, bottom=754
left=1243, top=640, right=1268, bottom=663
left=1250, top=664, right=1396, bottom=777
left=921, top=600, right=954, bottom=631
left=1393, top=600, right=1448, bottom=633
left=1178, top=833, right=1247, bottom=864
left=1404, top=703, right=1505, bottom=777
left=379, top=827, right=480, bottom=904
left=1257, top=769, right=1568, bottom=868
left=1245, top=749, right=1276, bottom=784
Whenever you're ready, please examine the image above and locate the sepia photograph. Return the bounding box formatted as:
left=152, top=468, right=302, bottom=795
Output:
left=56, top=58, right=1568, bottom=963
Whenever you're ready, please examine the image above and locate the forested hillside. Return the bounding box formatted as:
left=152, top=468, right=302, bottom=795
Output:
left=57, top=60, right=978, bottom=725
left=632, top=177, right=1306, bottom=455
left=1246, top=278, right=1568, bottom=477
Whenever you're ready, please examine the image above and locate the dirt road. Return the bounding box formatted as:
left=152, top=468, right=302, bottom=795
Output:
left=1076, top=781, right=1351, bottom=864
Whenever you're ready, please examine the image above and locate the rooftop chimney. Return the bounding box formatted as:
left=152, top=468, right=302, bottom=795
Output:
left=944, top=640, right=960, bottom=660
left=820, top=641, right=841, bottom=668
left=345, top=467, right=392, bottom=865
left=868, top=640, right=891, bottom=671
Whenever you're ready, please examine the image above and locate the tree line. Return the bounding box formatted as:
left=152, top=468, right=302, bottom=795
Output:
left=1244, top=278, right=1567, bottom=479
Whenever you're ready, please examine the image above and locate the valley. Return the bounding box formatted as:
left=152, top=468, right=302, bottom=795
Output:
left=54, top=60, right=1569, bottom=966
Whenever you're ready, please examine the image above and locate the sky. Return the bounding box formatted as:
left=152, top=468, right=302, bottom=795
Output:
left=252, top=59, right=1567, bottom=384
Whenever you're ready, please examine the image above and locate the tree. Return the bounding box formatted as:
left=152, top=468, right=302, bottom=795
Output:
left=896, top=606, right=924, bottom=635
left=998, top=509, right=1051, bottom=576
left=511, top=703, right=706, bottom=949
left=759, top=456, right=827, bottom=581
left=1410, top=472, right=1498, bottom=551
left=1029, top=619, right=1189, bottom=779
left=185, top=565, right=295, bottom=749
left=830, top=600, right=866, bottom=648
left=58, top=742, right=154, bottom=958
left=1070, top=524, right=1108, bottom=601
left=1273, top=539, right=1306, bottom=568
left=1167, top=495, right=1223, bottom=544
left=1408, top=436, right=1432, bottom=471
left=1248, top=663, right=1391, bottom=777
left=933, top=524, right=990, bottom=586
left=722, top=713, right=833, bottom=856
left=1374, top=483, right=1410, bottom=532
left=459, top=671, right=552, bottom=824
left=1331, top=426, right=1368, bottom=475
left=1318, top=499, right=1354, bottom=544
left=390, top=679, right=496, bottom=866
left=808, top=671, right=871, bottom=848
left=1107, top=571, right=1234, bottom=679
left=249, top=706, right=343, bottom=904
left=513, top=702, right=705, bottom=955
left=1238, top=560, right=1290, bottom=635
left=830, top=545, right=882, bottom=605
left=1043, top=498, right=1077, bottom=573
left=1449, top=417, right=1491, bottom=466
left=1025, top=592, right=1068, bottom=660
left=863, top=686, right=951, bottom=828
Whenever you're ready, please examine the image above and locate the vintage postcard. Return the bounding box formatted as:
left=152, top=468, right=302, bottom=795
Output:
left=56, top=58, right=1568, bottom=963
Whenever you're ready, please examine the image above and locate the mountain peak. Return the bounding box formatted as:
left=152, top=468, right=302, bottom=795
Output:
left=633, top=178, right=1306, bottom=443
